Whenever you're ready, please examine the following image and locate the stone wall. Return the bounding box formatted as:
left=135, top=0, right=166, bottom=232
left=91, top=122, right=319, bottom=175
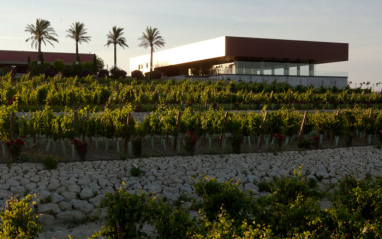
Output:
left=0, top=146, right=381, bottom=226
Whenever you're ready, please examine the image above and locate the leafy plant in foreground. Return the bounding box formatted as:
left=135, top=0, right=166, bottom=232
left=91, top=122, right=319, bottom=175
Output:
left=0, top=195, right=41, bottom=239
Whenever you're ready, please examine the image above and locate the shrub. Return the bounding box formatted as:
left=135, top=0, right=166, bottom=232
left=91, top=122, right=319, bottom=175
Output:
left=145, top=70, right=162, bottom=80
left=0, top=67, right=11, bottom=75
left=71, top=62, right=83, bottom=76
left=42, top=154, right=58, bottom=170
left=150, top=199, right=197, bottom=238
left=0, top=195, right=42, bottom=239
left=255, top=168, right=329, bottom=237
left=193, top=176, right=253, bottom=224
left=98, top=69, right=109, bottom=78
left=130, top=166, right=142, bottom=177
left=328, top=175, right=382, bottom=237
left=94, top=190, right=153, bottom=238
left=44, top=68, right=56, bottom=78
left=82, top=69, right=92, bottom=77
left=118, top=70, right=127, bottom=78
left=298, top=138, right=311, bottom=149
left=131, top=70, right=144, bottom=80
left=82, top=61, right=94, bottom=73
left=191, top=208, right=273, bottom=239
left=62, top=67, right=72, bottom=77
left=0, top=69, right=4, bottom=76
left=53, top=59, right=66, bottom=72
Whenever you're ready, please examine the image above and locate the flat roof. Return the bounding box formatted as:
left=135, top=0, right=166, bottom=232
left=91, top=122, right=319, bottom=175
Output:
left=225, top=36, right=348, bottom=64
left=0, top=50, right=95, bottom=65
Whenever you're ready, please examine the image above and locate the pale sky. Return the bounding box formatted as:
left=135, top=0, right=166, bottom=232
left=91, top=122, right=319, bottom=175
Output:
left=1, top=0, right=381, bottom=87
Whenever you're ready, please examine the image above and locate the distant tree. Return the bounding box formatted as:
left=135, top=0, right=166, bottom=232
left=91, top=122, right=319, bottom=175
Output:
left=96, top=55, right=105, bottom=70
left=66, top=22, right=91, bottom=62
left=105, top=26, right=128, bottom=68
left=53, top=59, right=65, bottom=72
left=138, top=26, right=165, bottom=74
left=25, top=18, right=58, bottom=63
left=92, top=54, right=98, bottom=73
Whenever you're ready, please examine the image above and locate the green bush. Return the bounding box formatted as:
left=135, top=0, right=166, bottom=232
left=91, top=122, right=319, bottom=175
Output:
left=93, top=190, right=153, bottom=238
left=0, top=195, right=42, bottom=239
left=82, top=61, right=94, bottom=73
left=150, top=199, right=197, bottom=238
left=130, top=166, right=142, bottom=177
left=53, top=59, right=66, bottom=72
left=71, top=62, right=83, bottom=76
left=191, top=208, right=273, bottom=239
left=0, top=69, right=4, bottom=76
left=298, top=138, right=311, bottom=149
left=145, top=70, right=162, bottom=80
left=131, top=70, right=144, bottom=80
left=328, top=175, right=382, bottom=237
left=193, top=176, right=253, bottom=224
left=42, top=155, right=59, bottom=170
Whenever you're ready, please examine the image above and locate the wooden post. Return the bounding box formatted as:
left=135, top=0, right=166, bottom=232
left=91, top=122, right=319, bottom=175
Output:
left=219, top=112, right=229, bottom=148
left=331, top=110, right=340, bottom=143
left=364, top=109, right=373, bottom=142
left=174, top=111, right=181, bottom=151
left=124, top=113, right=131, bottom=154
left=298, top=111, right=307, bottom=142
left=269, top=91, right=274, bottom=104
left=82, top=115, right=86, bottom=143
left=73, top=111, right=77, bottom=141
left=10, top=112, right=14, bottom=140
left=259, top=111, right=268, bottom=148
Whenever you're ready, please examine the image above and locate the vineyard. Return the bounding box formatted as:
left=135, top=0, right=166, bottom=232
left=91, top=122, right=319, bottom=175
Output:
left=1, top=100, right=382, bottom=161
left=0, top=72, right=381, bottom=160
left=0, top=73, right=379, bottom=113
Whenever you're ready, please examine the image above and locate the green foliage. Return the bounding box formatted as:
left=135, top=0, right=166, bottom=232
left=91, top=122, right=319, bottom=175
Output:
left=130, top=166, right=142, bottom=177
left=328, top=175, right=382, bottom=237
left=95, top=190, right=153, bottom=238
left=255, top=169, right=330, bottom=237
left=193, top=176, right=253, bottom=224
left=53, top=59, right=66, bottom=72
left=192, top=208, right=273, bottom=239
left=0, top=195, right=42, bottom=239
left=40, top=195, right=52, bottom=204
left=150, top=199, right=198, bottom=238
left=145, top=70, right=162, bottom=80
left=298, top=138, right=311, bottom=149
left=82, top=61, right=94, bottom=72
left=42, top=154, right=59, bottom=170
left=131, top=70, right=144, bottom=80
left=71, top=61, right=83, bottom=76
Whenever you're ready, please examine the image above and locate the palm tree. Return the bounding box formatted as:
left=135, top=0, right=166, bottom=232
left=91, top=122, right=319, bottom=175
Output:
left=138, top=27, right=165, bottom=73
left=66, top=22, right=91, bottom=62
left=105, top=26, right=128, bottom=68
left=25, top=18, right=59, bottom=64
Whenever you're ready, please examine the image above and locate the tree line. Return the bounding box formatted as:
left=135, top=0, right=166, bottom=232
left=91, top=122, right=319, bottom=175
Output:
left=25, top=18, right=166, bottom=73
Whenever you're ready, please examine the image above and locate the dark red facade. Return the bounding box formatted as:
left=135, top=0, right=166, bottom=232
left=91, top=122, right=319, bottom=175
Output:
left=225, top=36, right=348, bottom=64
left=0, top=50, right=95, bottom=73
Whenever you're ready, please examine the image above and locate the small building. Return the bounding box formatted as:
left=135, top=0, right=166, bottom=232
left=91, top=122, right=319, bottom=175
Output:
left=0, top=50, right=95, bottom=73
left=130, top=36, right=349, bottom=88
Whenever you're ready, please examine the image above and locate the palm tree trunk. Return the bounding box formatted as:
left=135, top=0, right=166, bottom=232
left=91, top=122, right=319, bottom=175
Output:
left=150, top=46, right=153, bottom=73
left=38, top=40, right=42, bottom=64
left=114, top=43, right=117, bottom=68
left=76, top=41, right=79, bottom=62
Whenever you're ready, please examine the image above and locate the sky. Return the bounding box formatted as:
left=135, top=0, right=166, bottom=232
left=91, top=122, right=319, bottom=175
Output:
left=1, top=0, right=381, bottom=88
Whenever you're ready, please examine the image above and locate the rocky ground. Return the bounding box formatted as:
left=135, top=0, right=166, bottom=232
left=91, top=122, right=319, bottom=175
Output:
left=0, top=146, right=381, bottom=238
